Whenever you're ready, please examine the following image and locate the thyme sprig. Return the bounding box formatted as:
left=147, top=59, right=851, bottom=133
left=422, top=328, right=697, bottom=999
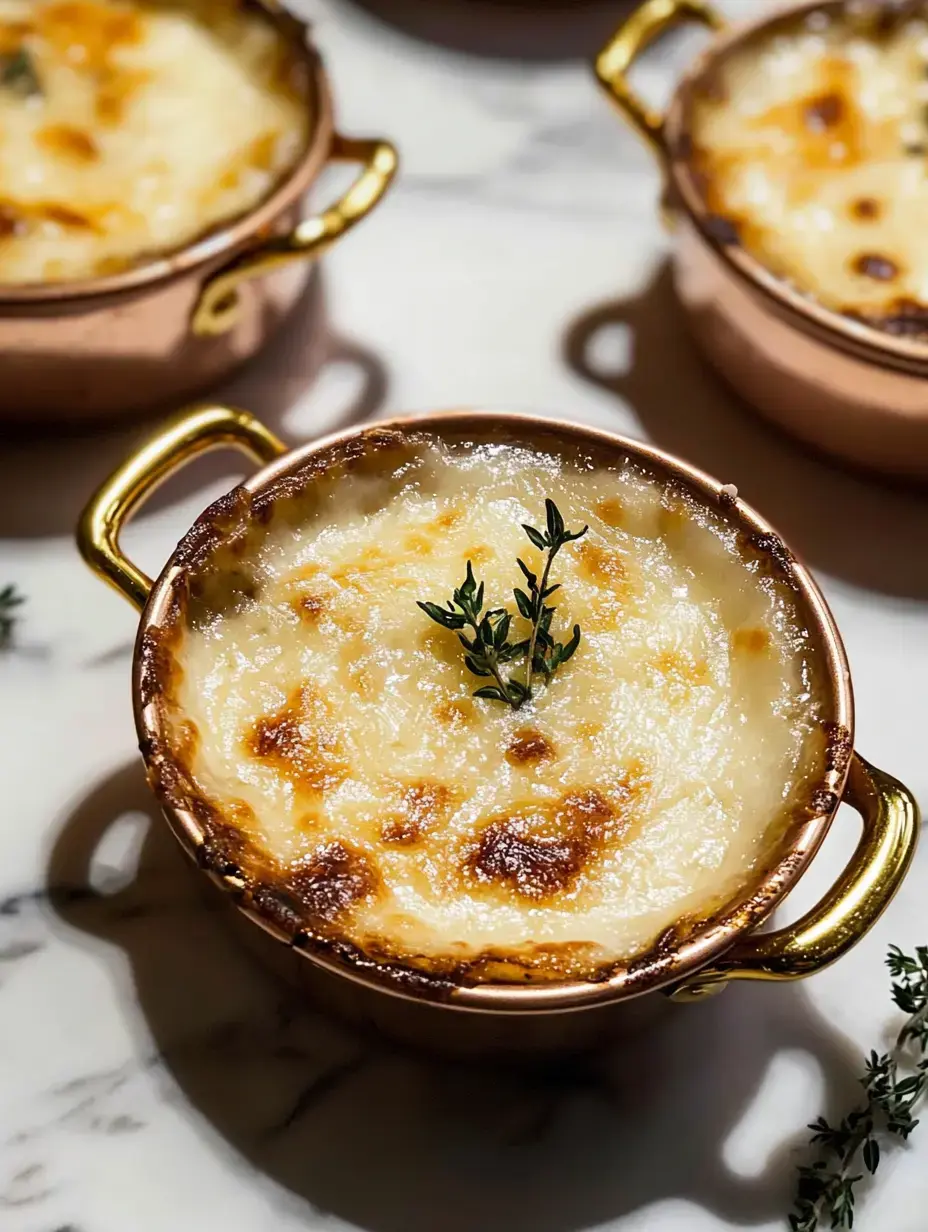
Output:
left=0, top=584, right=24, bottom=648
left=517, top=498, right=587, bottom=698
left=418, top=561, right=530, bottom=708
left=417, top=500, right=588, bottom=709
left=0, top=49, right=42, bottom=98
left=790, top=945, right=928, bottom=1231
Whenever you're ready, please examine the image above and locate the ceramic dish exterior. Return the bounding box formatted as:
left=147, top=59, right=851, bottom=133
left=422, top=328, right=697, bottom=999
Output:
left=595, top=0, right=928, bottom=479
left=0, top=1, right=396, bottom=424
left=76, top=405, right=918, bottom=1055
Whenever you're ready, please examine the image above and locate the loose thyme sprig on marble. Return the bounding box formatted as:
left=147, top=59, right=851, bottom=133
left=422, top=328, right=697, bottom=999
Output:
left=0, top=49, right=42, bottom=98
left=0, top=584, right=24, bottom=648
left=790, top=945, right=928, bottom=1232
left=417, top=500, right=587, bottom=709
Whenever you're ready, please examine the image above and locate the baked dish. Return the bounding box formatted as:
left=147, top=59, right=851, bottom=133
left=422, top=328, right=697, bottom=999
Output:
left=143, top=428, right=834, bottom=987
left=689, top=3, right=928, bottom=337
left=0, top=0, right=309, bottom=283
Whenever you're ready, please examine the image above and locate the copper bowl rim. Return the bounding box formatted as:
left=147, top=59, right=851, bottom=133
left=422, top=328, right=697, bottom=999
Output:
left=0, top=4, right=331, bottom=308
left=135, top=410, right=854, bottom=1014
left=664, top=0, right=928, bottom=375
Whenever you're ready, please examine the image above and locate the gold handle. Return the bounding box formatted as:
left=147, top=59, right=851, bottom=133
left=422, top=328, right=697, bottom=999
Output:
left=594, top=0, right=724, bottom=158
left=671, top=755, right=920, bottom=1001
left=76, top=404, right=286, bottom=611
left=193, top=133, right=398, bottom=337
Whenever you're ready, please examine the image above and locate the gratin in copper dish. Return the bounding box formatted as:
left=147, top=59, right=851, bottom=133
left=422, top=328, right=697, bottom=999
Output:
left=76, top=404, right=919, bottom=1054
left=595, top=0, right=928, bottom=479
left=0, top=0, right=397, bottom=424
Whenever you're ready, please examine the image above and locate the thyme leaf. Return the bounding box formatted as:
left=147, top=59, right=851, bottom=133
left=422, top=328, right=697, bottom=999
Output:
left=0, top=48, right=42, bottom=98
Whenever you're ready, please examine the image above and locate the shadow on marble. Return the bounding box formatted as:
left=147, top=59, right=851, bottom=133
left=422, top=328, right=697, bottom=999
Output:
left=338, top=0, right=628, bottom=61
left=43, top=760, right=865, bottom=1232
left=564, top=258, right=928, bottom=601
left=0, top=270, right=389, bottom=541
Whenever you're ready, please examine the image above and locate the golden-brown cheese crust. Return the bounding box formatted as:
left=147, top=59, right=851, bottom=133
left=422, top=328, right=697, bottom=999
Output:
left=0, top=0, right=309, bottom=283
left=688, top=4, right=928, bottom=337
left=137, top=431, right=835, bottom=991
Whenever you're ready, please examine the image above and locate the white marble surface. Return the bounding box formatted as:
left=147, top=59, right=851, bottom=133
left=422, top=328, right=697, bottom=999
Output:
left=2, top=1, right=928, bottom=1229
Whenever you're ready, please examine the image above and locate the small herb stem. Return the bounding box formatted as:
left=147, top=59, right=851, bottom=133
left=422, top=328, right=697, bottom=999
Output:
left=416, top=501, right=586, bottom=709
left=899, top=1000, right=928, bottom=1049
left=465, top=613, right=516, bottom=707
left=791, top=946, right=928, bottom=1231
left=524, top=546, right=557, bottom=703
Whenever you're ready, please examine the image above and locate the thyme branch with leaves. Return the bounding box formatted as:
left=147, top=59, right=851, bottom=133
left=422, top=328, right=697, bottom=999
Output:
left=790, top=945, right=928, bottom=1231
left=417, top=499, right=588, bottom=709
left=0, top=583, right=24, bottom=648
left=0, top=48, right=42, bottom=98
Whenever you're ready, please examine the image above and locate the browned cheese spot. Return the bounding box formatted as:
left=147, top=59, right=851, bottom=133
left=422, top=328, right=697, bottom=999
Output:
left=95, top=67, right=152, bottom=124
left=595, top=496, right=626, bottom=528
left=864, top=297, right=928, bottom=337
left=40, top=1, right=143, bottom=69
left=287, top=841, right=378, bottom=923
left=332, top=546, right=394, bottom=592
left=212, top=131, right=280, bottom=194
left=346, top=661, right=376, bottom=697
left=733, top=627, right=770, bottom=655
left=803, top=91, right=844, bottom=133
left=434, top=697, right=474, bottom=730
left=0, top=198, right=97, bottom=234
left=0, top=203, right=24, bottom=239
left=0, top=24, right=32, bottom=57
left=138, top=625, right=183, bottom=707
left=466, top=545, right=494, bottom=567
left=247, top=684, right=348, bottom=794
left=434, top=507, right=465, bottom=531
left=852, top=252, right=900, bottom=281
left=293, top=592, right=327, bottom=624
left=36, top=123, right=99, bottom=162
left=505, top=727, right=556, bottom=767
left=787, top=62, right=861, bottom=169
left=850, top=196, right=881, bottom=221
left=465, top=783, right=641, bottom=902
left=652, top=650, right=711, bottom=687
left=403, top=531, right=433, bottom=556
left=381, top=780, right=454, bottom=845
left=579, top=540, right=627, bottom=589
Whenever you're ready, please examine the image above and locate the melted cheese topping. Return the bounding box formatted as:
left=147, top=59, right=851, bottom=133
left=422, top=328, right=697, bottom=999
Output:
left=690, top=9, right=928, bottom=334
left=0, top=0, right=309, bottom=283
left=166, top=438, right=826, bottom=979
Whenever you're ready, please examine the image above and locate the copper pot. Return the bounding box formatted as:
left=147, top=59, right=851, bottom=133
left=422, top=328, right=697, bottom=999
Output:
left=595, top=0, right=928, bottom=480
left=76, top=403, right=919, bottom=1055
left=0, top=2, right=397, bottom=425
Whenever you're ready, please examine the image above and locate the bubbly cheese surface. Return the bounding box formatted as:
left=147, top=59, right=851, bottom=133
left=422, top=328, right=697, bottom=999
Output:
left=165, top=436, right=827, bottom=981
left=690, top=7, right=928, bottom=335
left=0, top=0, right=309, bottom=284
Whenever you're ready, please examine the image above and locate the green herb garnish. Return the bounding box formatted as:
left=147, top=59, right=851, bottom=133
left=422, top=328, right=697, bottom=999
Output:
left=0, top=48, right=42, bottom=98
left=417, top=500, right=587, bottom=709
left=0, top=584, right=24, bottom=647
left=517, top=498, right=588, bottom=698
left=790, top=945, right=928, bottom=1231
